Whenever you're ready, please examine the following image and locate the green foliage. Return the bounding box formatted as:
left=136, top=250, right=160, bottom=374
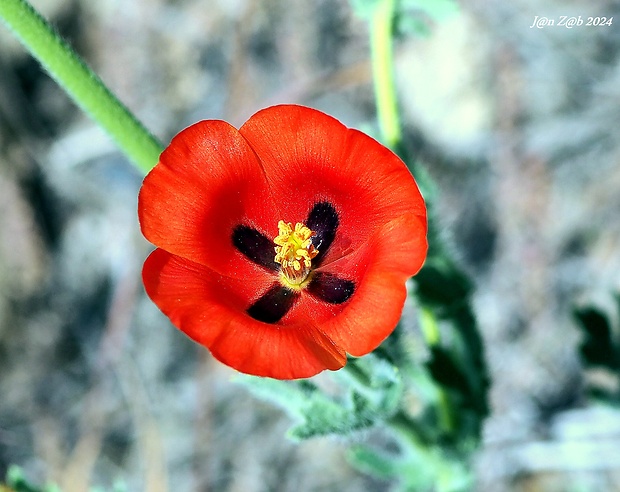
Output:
left=337, top=136, right=490, bottom=491
left=5, top=0, right=484, bottom=490
left=348, top=0, right=383, bottom=19
left=350, top=0, right=458, bottom=21
left=407, top=154, right=490, bottom=446
left=2, top=466, right=127, bottom=492
left=239, top=306, right=485, bottom=490
left=396, top=0, right=459, bottom=37
left=348, top=443, right=472, bottom=492
left=338, top=355, right=404, bottom=413
left=576, top=303, right=620, bottom=370
left=398, top=0, right=459, bottom=22
left=3, top=466, right=58, bottom=492
left=574, top=296, right=620, bottom=404
left=236, top=355, right=404, bottom=440
left=240, top=3, right=489, bottom=488
left=349, top=0, right=459, bottom=38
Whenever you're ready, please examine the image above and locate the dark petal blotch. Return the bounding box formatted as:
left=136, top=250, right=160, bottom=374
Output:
left=305, top=201, right=338, bottom=266
left=232, top=225, right=279, bottom=271
left=308, top=272, right=355, bottom=304
left=247, top=283, right=299, bottom=323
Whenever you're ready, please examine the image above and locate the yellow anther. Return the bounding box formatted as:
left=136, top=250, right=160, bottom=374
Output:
left=274, top=220, right=318, bottom=287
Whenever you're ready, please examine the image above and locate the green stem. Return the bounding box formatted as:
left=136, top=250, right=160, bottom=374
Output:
left=369, top=0, right=401, bottom=148
left=0, top=0, right=163, bottom=173
left=418, top=307, right=455, bottom=432
left=419, top=306, right=441, bottom=346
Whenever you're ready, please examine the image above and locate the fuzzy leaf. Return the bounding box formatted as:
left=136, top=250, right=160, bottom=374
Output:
left=237, top=355, right=405, bottom=441
left=340, top=355, right=404, bottom=416
left=289, top=391, right=375, bottom=440
left=236, top=375, right=379, bottom=440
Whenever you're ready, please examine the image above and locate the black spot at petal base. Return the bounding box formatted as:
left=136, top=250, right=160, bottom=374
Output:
left=306, top=202, right=338, bottom=266
left=308, top=272, right=354, bottom=304
left=232, top=225, right=279, bottom=271
left=247, top=283, right=299, bottom=323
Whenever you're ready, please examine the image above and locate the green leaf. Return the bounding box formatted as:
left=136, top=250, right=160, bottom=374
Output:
left=574, top=300, right=620, bottom=404
left=405, top=157, right=490, bottom=446
left=426, top=347, right=470, bottom=395
left=414, top=257, right=473, bottom=310
left=289, top=391, right=375, bottom=440
left=349, top=0, right=383, bottom=18
left=398, top=0, right=459, bottom=22
left=340, top=355, right=404, bottom=415
left=395, top=15, right=432, bottom=37
left=4, top=466, right=63, bottom=492
left=236, top=375, right=378, bottom=440
left=394, top=0, right=459, bottom=38
left=6, top=466, right=39, bottom=492
left=350, top=0, right=459, bottom=27
left=348, top=441, right=472, bottom=492
left=236, top=356, right=405, bottom=441
left=575, top=306, right=620, bottom=370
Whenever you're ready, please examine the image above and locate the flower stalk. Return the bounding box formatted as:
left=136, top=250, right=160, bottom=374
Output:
left=0, top=0, right=163, bottom=173
left=369, top=0, right=401, bottom=148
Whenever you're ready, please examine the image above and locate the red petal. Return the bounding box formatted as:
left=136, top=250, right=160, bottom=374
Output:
left=138, top=120, right=279, bottom=278
left=239, top=105, right=427, bottom=265
left=296, top=213, right=427, bottom=356
left=142, top=249, right=346, bottom=379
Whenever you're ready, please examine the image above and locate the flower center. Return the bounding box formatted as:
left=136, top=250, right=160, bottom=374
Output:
left=274, top=220, right=319, bottom=287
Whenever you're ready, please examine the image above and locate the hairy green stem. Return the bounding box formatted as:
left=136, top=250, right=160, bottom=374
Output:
left=0, top=0, right=163, bottom=173
left=418, top=307, right=455, bottom=432
left=370, top=0, right=401, bottom=148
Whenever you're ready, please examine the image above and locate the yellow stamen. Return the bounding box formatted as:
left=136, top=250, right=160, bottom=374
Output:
left=274, top=220, right=318, bottom=287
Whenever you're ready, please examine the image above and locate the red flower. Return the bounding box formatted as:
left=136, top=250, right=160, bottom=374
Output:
left=139, top=105, right=427, bottom=379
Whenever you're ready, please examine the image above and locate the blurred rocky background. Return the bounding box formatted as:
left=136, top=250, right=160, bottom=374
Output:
left=1, top=0, right=620, bottom=490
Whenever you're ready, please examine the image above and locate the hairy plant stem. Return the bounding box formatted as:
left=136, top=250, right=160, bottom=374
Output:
left=419, top=307, right=455, bottom=433
left=0, top=0, right=163, bottom=173
left=367, top=0, right=461, bottom=478
left=369, top=0, right=401, bottom=148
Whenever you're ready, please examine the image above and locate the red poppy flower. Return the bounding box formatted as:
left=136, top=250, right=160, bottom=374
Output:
left=139, top=105, right=427, bottom=379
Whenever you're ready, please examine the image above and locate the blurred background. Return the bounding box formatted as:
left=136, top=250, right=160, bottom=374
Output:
left=1, top=0, right=620, bottom=490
